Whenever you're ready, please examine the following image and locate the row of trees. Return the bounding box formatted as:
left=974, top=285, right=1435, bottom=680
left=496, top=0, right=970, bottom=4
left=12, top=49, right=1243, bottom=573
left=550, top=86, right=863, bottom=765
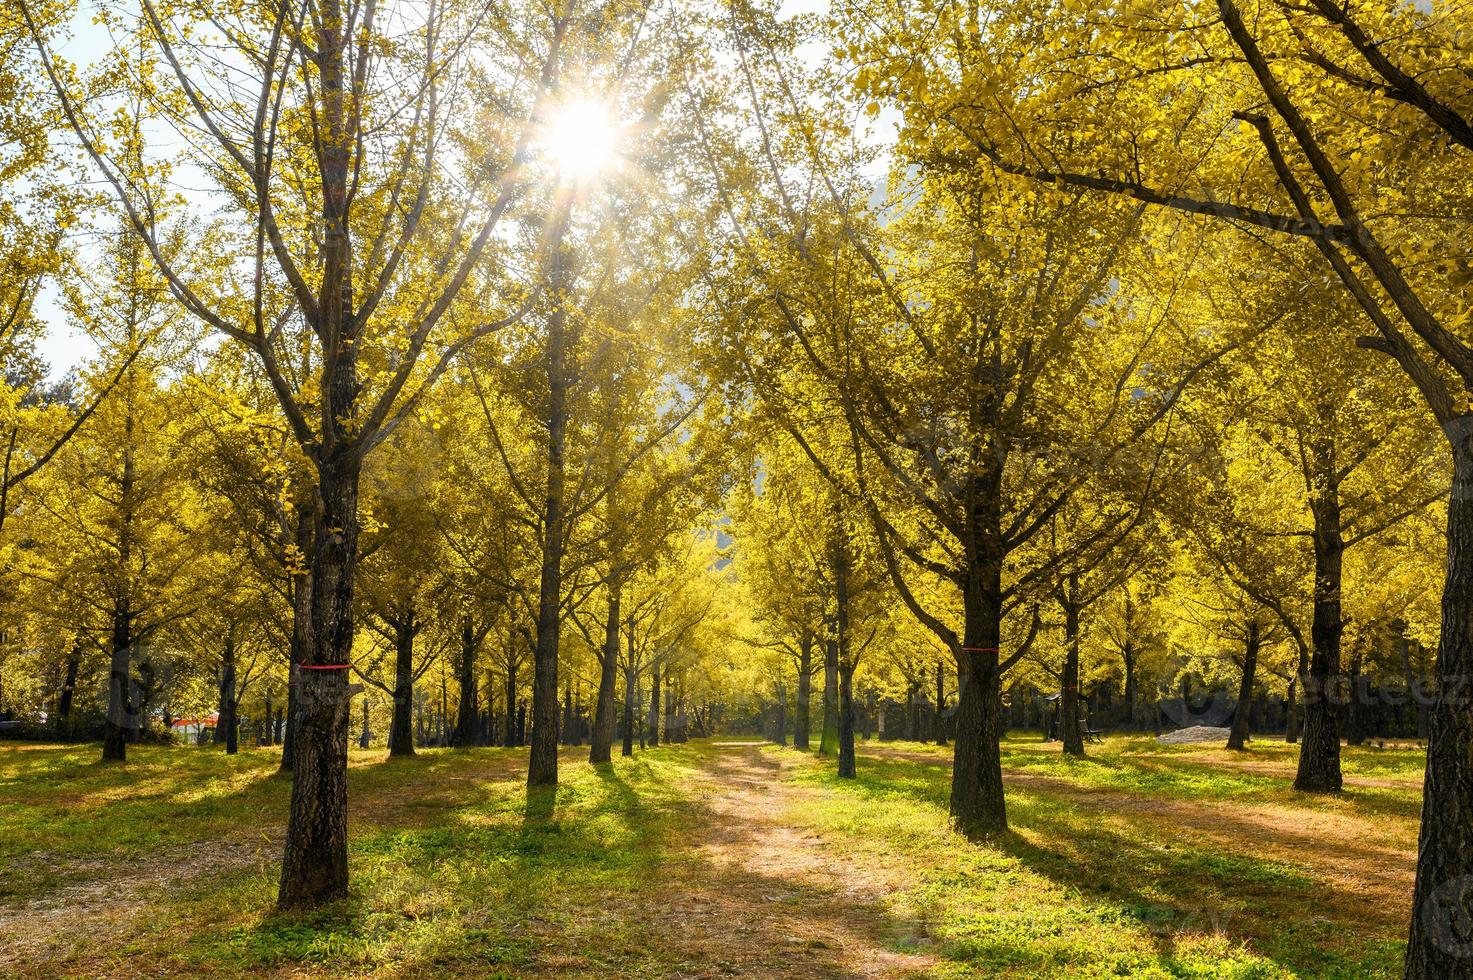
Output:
left=1, top=0, right=748, bottom=909
left=694, top=2, right=1460, bottom=975
left=837, top=0, right=1473, bottom=972
left=1, top=0, right=1466, bottom=974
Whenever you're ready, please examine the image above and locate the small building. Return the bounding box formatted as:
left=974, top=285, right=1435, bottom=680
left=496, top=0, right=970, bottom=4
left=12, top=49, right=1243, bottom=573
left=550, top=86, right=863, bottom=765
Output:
left=171, top=714, right=219, bottom=744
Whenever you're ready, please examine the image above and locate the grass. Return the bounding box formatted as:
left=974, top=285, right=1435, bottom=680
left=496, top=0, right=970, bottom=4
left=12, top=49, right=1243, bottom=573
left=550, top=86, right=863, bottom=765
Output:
left=0, top=734, right=1420, bottom=978
left=1, top=741, right=718, bottom=976
left=778, top=735, right=1420, bottom=978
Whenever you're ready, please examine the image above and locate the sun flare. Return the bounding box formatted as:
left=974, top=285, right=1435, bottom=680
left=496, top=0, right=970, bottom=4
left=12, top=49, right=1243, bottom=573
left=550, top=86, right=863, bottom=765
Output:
left=541, top=100, right=622, bottom=182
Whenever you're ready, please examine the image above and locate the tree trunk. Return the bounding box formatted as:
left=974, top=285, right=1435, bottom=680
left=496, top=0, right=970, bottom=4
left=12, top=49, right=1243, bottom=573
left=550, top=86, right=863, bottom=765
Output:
left=1227, top=620, right=1259, bottom=751
left=950, top=546, right=1007, bottom=837
left=280, top=508, right=314, bottom=773
left=277, top=450, right=359, bottom=909
left=794, top=629, right=812, bottom=750
left=528, top=229, right=572, bottom=788
left=1405, top=433, right=1473, bottom=977
left=838, top=663, right=857, bottom=778
left=56, top=641, right=80, bottom=727
left=503, top=660, right=518, bottom=748
left=102, top=599, right=131, bottom=762
left=622, top=664, right=636, bottom=757
left=453, top=617, right=478, bottom=748
left=1295, top=474, right=1344, bottom=793
left=102, top=360, right=138, bottom=762
left=219, top=634, right=239, bottom=755
left=484, top=671, right=496, bottom=746
left=389, top=617, right=416, bottom=757
left=274, top=14, right=369, bottom=905
left=648, top=662, right=661, bottom=747
left=590, top=585, right=620, bottom=763
left=1060, top=578, right=1085, bottom=758
left=774, top=681, right=787, bottom=745
left=1285, top=668, right=1300, bottom=743
left=818, top=637, right=838, bottom=755
left=933, top=660, right=948, bottom=746
left=835, top=523, right=856, bottom=778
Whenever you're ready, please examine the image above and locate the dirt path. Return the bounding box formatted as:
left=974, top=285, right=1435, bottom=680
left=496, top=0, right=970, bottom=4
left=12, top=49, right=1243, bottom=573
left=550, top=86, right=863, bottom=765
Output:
left=0, top=746, right=936, bottom=979
left=0, top=740, right=1417, bottom=977
left=640, top=742, right=936, bottom=979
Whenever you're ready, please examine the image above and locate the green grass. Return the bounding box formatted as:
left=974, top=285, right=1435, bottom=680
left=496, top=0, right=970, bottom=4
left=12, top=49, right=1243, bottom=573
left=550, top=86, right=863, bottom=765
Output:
left=0, top=742, right=719, bottom=976
left=776, top=736, right=1419, bottom=978
left=187, top=755, right=705, bottom=975
left=0, top=735, right=1419, bottom=978
left=873, top=735, right=1424, bottom=819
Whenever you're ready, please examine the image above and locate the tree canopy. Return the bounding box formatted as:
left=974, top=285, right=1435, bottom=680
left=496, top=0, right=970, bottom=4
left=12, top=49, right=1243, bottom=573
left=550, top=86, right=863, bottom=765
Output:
left=2, top=0, right=1468, bottom=974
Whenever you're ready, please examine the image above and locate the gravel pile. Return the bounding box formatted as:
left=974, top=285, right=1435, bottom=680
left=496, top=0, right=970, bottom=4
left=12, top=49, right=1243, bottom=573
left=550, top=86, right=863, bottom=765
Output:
left=1156, top=726, right=1231, bottom=745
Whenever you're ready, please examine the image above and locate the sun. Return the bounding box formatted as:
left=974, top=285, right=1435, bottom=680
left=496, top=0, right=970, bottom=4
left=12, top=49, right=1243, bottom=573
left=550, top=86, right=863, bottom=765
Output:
left=540, top=99, right=623, bottom=183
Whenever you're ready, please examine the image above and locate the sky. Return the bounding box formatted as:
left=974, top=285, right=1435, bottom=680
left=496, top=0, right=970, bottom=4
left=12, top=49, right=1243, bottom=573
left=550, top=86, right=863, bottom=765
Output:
left=36, top=284, right=91, bottom=378
left=34, top=0, right=861, bottom=378
left=33, top=6, right=111, bottom=378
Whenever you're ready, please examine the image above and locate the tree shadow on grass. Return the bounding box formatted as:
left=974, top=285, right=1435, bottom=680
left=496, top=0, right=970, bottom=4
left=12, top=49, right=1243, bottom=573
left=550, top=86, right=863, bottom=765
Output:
left=662, top=744, right=1329, bottom=978
left=189, top=753, right=678, bottom=974
left=992, top=792, right=1404, bottom=975
left=866, top=738, right=1420, bottom=823
left=808, top=746, right=1405, bottom=975
left=3, top=740, right=1400, bottom=978
left=327, top=748, right=950, bottom=977
left=589, top=758, right=643, bottom=815
left=0, top=743, right=541, bottom=912
left=1124, top=753, right=1423, bottom=818
left=522, top=784, right=557, bottom=826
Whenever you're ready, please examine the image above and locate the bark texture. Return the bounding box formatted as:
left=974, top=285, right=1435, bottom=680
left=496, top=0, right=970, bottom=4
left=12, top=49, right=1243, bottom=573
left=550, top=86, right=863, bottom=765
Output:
left=1295, top=452, right=1344, bottom=793
left=794, top=630, right=813, bottom=750
left=1406, top=433, right=1473, bottom=977
left=1226, top=620, right=1259, bottom=751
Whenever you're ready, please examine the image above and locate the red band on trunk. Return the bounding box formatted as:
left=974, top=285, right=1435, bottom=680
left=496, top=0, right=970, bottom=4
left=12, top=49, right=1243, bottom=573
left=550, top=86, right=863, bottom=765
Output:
left=298, top=663, right=351, bottom=670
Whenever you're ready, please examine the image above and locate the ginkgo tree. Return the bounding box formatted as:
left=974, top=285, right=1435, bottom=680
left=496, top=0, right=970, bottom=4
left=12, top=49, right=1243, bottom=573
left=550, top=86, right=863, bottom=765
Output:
left=837, top=0, right=1473, bottom=965
left=727, top=449, right=830, bottom=751
left=173, top=338, right=322, bottom=770
left=689, top=2, right=1234, bottom=830
left=21, top=0, right=663, bottom=906
left=13, top=216, right=216, bottom=762
left=0, top=0, right=109, bottom=552
left=2, top=0, right=1470, bottom=969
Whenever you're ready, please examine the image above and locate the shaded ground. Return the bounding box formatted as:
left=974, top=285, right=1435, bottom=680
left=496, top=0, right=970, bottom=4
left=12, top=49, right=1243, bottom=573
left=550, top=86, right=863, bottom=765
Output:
left=846, top=737, right=1418, bottom=976
left=864, top=740, right=1416, bottom=925
left=0, top=735, right=1419, bottom=977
